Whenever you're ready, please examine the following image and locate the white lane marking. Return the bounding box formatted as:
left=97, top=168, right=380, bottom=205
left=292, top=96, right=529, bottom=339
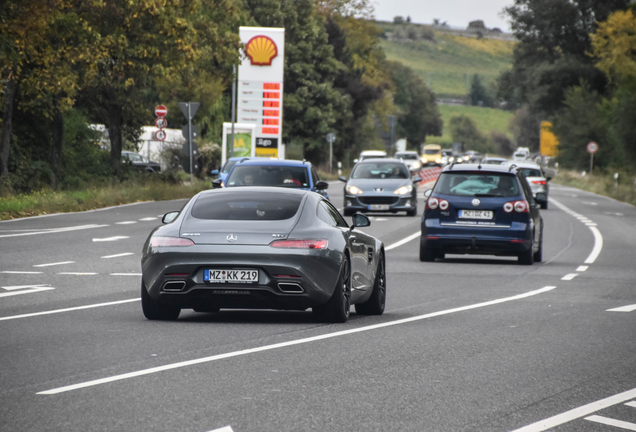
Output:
left=0, top=224, right=108, bottom=238
left=207, top=427, right=234, bottom=432
left=607, top=304, right=636, bottom=312
left=101, top=252, right=134, bottom=259
left=115, top=221, right=137, bottom=225
left=92, top=236, right=130, bottom=242
left=561, top=274, right=578, bottom=281
left=626, top=401, right=636, bottom=408
left=584, top=415, right=636, bottom=430
left=585, top=223, right=598, bottom=226
left=33, top=261, right=74, bottom=267
left=140, top=217, right=158, bottom=221
left=511, top=387, right=636, bottom=432
left=582, top=201, right=599, bottom=206
left=386, top=232, right=420, bottom=251
left=0, top=298, right=139, bottom=322
left=57, top=272, right=98, bottom=276
left=1, top=271, right=43, bottom=274
left=37, top=286, right=556, bottom=395
left=2, top=284, right=50, bottom=291
left=576, top=266, right=589, bottom=272
left=110, top=273, right=142, bottom=276
left=0, top=286, right=55, bottom=298
left=585, top=226, right=603, bottom=264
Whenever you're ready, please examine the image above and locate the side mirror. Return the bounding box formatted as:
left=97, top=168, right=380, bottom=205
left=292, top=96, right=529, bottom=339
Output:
left=212, top=178, right=223, bottom=189
left=338, top=176, right=347, bottom=182
left=423, top=189, right=432, bottom=199
left=315, top=180, right=329, bottom=190
left=413, top=176, right=422, bottom=183
left=211, top=169, right=219, bottom=176
left=351, top=213, right=370, bottom=229
left=162, top=211, right=179, bottom=224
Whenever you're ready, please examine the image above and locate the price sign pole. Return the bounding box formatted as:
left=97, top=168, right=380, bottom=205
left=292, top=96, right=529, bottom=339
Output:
left=587, top=142, right=598, bottom=174
left=326, top=133, right=336, bottom=173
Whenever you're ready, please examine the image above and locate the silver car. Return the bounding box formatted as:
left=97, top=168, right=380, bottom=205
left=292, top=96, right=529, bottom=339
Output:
left=394, top=151, right=422, bottom=172
left=141, top=188, right=386, bottom=323
left=511, top=161, right=550, bottom=209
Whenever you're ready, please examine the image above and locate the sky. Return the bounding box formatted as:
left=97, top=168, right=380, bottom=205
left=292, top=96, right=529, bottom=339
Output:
left=371, top=0, right=515, bottom=32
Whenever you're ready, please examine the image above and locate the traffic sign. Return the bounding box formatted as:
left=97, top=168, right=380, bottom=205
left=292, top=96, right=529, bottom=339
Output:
left=326, top=132, right=336, bottom=143
left=182, top=142, right=199, bottom=157
left=178, top=102, right=200, bottom=120
left=587, top=142, right=598, bottom=154
left=155, top=105, right=168, bottom=117
left=155, top=118, right=168, bottom=129
left=182, top=125, right=199, bottom=141
left=154, top=130, right=167, bottom=141
left=181, top=158, right=200, bottom=174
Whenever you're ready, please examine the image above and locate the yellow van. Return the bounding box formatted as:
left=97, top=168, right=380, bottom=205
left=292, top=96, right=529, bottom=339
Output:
left=422, top=144, right=442, bottom=166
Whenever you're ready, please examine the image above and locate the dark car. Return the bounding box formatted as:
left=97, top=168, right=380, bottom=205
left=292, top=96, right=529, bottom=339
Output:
left=339, top=158, right=420, bottom=216
left=121, top=151, right=161, bottom=172
left=213, top=159, right=329, bottom=199
left=420, top=163, right=544, bottom=264
left=210, top=156, right=267, bottom=186
left=141, top=188, right=386, bottom=323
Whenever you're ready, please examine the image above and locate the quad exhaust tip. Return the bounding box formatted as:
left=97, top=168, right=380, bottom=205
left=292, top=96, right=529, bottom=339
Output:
left=163, top=281, right=186, bottom=291
left=278, top=282, right=304, bottom=293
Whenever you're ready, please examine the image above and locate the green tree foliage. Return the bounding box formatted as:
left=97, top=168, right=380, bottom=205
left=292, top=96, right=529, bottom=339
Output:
left=448, top=115, right=490, bottom=153
left=469, top=74, right=494, bottom=107
left=509, top=106, right=540, bottom=153
left=388, top=61, right=442, bottom=149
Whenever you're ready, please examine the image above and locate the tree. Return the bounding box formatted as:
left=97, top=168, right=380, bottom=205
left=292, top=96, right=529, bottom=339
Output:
left=448, top=115, right=490, bottom=153
left=509, top=106, right=541, bottom=153
left=469, top=74, right=494, bottom=107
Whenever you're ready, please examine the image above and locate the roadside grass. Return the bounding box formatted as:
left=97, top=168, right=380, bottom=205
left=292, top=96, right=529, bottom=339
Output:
left=426, top=104, right=515, bottom=146
left=552, top=170, right=636, bottom=207
left=0, top=178, right=211, bottom=221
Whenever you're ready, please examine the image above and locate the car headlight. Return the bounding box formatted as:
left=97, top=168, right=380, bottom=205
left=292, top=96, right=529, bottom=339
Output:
left=449, top=156, right=455, bottom=162
left=457, top=157, right=463, bottom=163
left=346, top=185, right=364, bottom=195
left=394, top=185, right=413, bottom=195
left=413, top=162, right=421, bottom=169
left=435, top=158, right=441, bottom=163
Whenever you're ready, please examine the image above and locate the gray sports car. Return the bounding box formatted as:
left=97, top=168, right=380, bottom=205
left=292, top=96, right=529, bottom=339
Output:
left=141, top=187, right=386, bottom=323
left=339, top=158, right=420, bottom=216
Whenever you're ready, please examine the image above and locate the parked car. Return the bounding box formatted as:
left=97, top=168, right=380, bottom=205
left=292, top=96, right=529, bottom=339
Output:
left=214, top=159, right=329, bottom=199
left=394, top=151, right=422, bottom=172
left=482, top=157, right=508, bottom=165
left=511, top=161, right=551, bottom=209
left=420, top=163, right=544, bottom=264
left=121, top=151, right=161, bottom=173
left=339, top=158, right=420, bottom=216
left=421, top=144, right=442, bottom=166
left=356, top=150, right=387, bottom=162
left=141, top=187, right=386, bottom=323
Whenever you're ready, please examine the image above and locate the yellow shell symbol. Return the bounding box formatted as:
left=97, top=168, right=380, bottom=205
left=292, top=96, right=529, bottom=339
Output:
left=245, top=35, right=278, bottom=66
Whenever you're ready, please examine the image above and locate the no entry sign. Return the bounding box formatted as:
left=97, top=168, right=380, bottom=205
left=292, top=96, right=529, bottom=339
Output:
left=155, top=105, right=168, bottom=117
left=587, top=142, right=598, bottom=154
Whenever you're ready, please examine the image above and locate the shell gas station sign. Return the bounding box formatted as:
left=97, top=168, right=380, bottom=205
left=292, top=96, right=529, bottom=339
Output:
left=237, top=27, right=285, bottom=158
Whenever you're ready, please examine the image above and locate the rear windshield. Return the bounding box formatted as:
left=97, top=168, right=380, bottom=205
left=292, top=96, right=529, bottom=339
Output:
left=191, top=192, right=303, bottom=220
left=226, top=165, right=309, bottom=188
left=424, top=149, right=441, bottom=155
left=396, top=153, right=418, bottom=160
left=483, top=159, right=505, bottom=165
left=434, top=172, right=520, bottom=197
left=520, top=168, right=542, bottom=177
left=351, top=162, right=409, bottom=179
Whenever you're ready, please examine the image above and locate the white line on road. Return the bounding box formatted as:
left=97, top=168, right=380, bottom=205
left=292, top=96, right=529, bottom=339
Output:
left=110, top=273, right=142, bottom=276
left=386, top=232, right=420, bottom=251
left=0, top=224, right=108, bottom=238
left=585, top=226, right=603, bottom=264
left=139, top=217, right=158, bottom=221
left=585, top=415, right=636, bottom=430
left=511, top=387, right=636, bottom=432
left=561, top=274, right=578, bottom=281
left=0, top=298, right=139, bottom=321
left=101, top=253, right=134, bottom=259
left=0, top=286, right=55, bottom=298
left=606, top=304, right=636, bottom=312
left=37, top=285, right=556, bottom=395
left=207, top=427, right=234, bottom=432
left=576, top=266, right=589, bottom=272
left=57, top=272, right=98, bottom=276
left=92, top=236, right=130, bottom=242
left=115, top=221, right=137, bottom=225
left=33, top=261, right=75, bottom=267
left=1, top=271, right=43, bottom=274
left=626, top=401, right=636, bottom=408
left=2, top=284, right=51, bottom=291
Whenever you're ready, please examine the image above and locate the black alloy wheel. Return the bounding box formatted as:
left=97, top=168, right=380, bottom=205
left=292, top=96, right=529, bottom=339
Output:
left=313, top=257, right=351, bottom=323
left=419, top=237, right=435, bottom=262
left=518, top=240, right=534, bottom=265
left=141, top=281, right=181, bottom=320
left=356, top=252, right=386, bottom=315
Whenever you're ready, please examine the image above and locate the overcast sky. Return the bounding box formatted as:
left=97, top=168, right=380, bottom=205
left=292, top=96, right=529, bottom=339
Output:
left=371, top=0, right=515, bottom=32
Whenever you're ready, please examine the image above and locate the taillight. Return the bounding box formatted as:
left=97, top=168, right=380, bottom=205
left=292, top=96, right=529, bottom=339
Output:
left=270, top=239, right=328, bottom=249
left=427, top=197, right=439, bottom=209
left=439, top=200, right=449, bottom=210
left=151, top=236, right=195, bottom=247
left=532, top=180, right=546, bottom=185
left=504, top=200, right=529, bottom=213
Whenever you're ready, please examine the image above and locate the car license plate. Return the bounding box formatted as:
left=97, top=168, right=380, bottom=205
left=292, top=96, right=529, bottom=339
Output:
left=204, top=269, right=259, bottom=283
left=369, top=204, right=390, bottom=211
left=458, top=210, right=493, bottom=219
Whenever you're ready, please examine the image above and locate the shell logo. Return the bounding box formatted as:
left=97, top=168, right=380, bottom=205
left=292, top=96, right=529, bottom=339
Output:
left=245, top=35, right=278, bottom=66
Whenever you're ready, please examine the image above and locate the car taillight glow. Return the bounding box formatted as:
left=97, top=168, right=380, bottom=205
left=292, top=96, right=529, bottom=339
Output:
left=427, top=197, right=439, bottom=209
left=270, top=239, right=328, bottom=249
left=503, top=200, right=529, bottom=213
left=151, top=236, right=195, bottom=247
left=532, top=180, right=547, bottom=185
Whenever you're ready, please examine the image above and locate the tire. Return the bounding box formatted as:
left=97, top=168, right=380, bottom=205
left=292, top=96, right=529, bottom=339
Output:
left=419, top=238, right=435, bottom=262
left=518, top=243, right=534, bottom=265
left=141, top=281, right=180, bottom=320
left=407, top=207, right=417, bottom=217
left=356, top=252, right=386, bottom=315
left=533, top=230, right=543, bottom=263
left=313, top=257, right=351, bottom=323
left=541, top=201, right=549, bottom=210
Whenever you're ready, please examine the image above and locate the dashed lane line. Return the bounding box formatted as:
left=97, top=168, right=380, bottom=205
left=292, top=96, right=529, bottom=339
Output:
left=584, top=415, right=636, bottom=431
left=0, top=224, right=108, bottom=238
left=92, top=236, right=130, bottom=242
left=57, top=272, right=98, bottom=276
left=561, top=274, right=578, bottom=281
left=576, top=266, right=588, bottom=272
left=0, top=286, right=55, bottom=298
left=139, top=217, right=158, bottom=221
left=101, top=252, right=134, bottom=259
left=110, top=273, right=142, bottom=276
left=0, top=298, right=139, bottom=321
left=33, top=261, right=75, bottom=268
left=1, top=271, right=43, bottom=274
left=606, top=304, right=636, bottom=313
left=115, top=221, right=137, bottom=225
left=37, top=286, right=556, bottom=395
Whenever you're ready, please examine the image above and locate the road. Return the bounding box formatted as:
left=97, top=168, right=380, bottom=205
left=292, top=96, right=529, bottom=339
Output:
left=1, top=181, right=635, bottom=432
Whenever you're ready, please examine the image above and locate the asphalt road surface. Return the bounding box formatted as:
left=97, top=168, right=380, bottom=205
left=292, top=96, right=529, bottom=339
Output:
left=1, top=181, right=635, bottom=432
